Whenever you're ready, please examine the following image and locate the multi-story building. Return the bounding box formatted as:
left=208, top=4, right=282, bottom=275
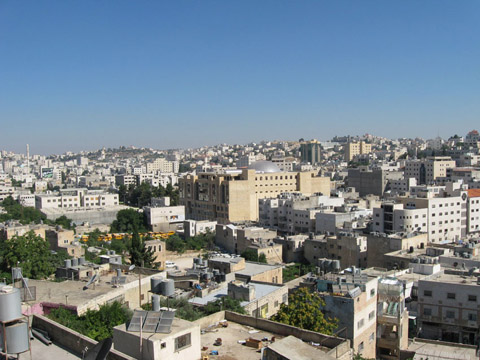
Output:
left=115, top=174, right=137, bottom=187
left=317, top=271, right=378, bottom=359
left=404, top=156, right=455, bottom=184
left=259, top=193, right=344, bottom=234
left=179, top=163, right=330, bottom=223
left=373, top=183, right=467, bottom=243
left=347, top=167, right=402, bottom=197
left=376, top=277, right=409, bottom=359
left=345, top=141, right=372, bottom=162
left=300, top=139, right=321, bottom=165
left=417, top=272, right=480, bottom=345
left=146, top=158, right=179, bottom=174
left=35, top=189, right=119, bottom=210
left=143, top=205, right=185, bottom=232
left=325, top=232, right=368, bottom=269
left=372, top=203, right=428, bottom=235
left=366, top=232, right=428, bottom=269
left=467, top=189, right=480, bottom=234
left=215, top=224, right=277, bottom=255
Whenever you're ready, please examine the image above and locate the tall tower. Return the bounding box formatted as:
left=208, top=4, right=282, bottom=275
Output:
left=26, top=144, right=30, bottom=171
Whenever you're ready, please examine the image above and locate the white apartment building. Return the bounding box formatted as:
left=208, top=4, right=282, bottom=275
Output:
left=404, top=156, right=455, bottom=185
left=35, top=189, right=119, bottom=210
left=467, top=189, right=480, bottom=234
left=143, top=205, right=185, bottom=231
left=373, top=183, right=467, bottom=243
left=373, top=203, right=428, bottom=234
left=259, top=193, right=344, bottom=234
left=146, top=158, right=179, bottom=174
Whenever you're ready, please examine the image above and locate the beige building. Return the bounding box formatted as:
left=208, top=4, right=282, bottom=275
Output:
left=114, top=316, right=200, bottom=360
left=145, top=239, right=166, bottom=270
left=345, top=141, right=372, bottom=162
left=404, top=156, right=455, bottom=184
left=366, top=232, right=428, bottom=269
left=325, top=232, right=368, bottom=269
left=179, top=163, right=330, bottom=223
left=318, top=271, right=378, bottom=359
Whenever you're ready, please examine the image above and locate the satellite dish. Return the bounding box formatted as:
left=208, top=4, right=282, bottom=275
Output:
left=129, top=265, right=136, bottom=271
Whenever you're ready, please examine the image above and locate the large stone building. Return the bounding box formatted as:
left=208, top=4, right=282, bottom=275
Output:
left=317, top=271, right=378, bottom=359
left=300, top=139, right=322, bottom=165
left=417, top=272, right=480, bottom=345
left=345, top=141, right=372, bottom=162
left=373, top=183, right=467, bottom=243
left=179, top=162, right=330, bottom=223
left=347, top=167, right=402, bottom=197
left=259, top=193, right=344, bottom=234
left=404, top=156, right=455, bottom=185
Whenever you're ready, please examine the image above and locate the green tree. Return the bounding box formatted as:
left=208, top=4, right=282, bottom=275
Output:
left=258, top=253, right=267, bottom=263
left=86, top=228, right=104, bottom=247
left=54, top=215, right=75, bottom=230
left=0, top=231, right=56, bottom=279
left=129, top=227, right=155, bottom=268
left=241, top=249, right=259, bottom=262
left=110, top=209, right=147, bottom=233
left=0, top=196, right=49, bottom=225
left=165, top=234, right=187, bottom=253
left=272, top=288, right=338, bottom=335
left=48, top=301, right=132, bottom=341
left=203, top=296, right=246, bottom=315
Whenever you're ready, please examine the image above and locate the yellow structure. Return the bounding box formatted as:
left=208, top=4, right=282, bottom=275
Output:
left=179, top=163, right=331, bottom=223
left=345, top=141, right=372, bottom=162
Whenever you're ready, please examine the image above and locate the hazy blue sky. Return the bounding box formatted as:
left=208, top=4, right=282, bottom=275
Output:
left=1, top=1, right=479, bottom=154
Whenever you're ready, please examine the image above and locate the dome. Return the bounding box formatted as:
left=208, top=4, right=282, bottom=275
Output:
left=248, top=161, right=281, bottom=173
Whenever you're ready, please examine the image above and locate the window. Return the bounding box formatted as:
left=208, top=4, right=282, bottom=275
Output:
left=447, top=293, right=456, bottom=299
left=175, top=333, right=191, bottom=351
left=468, top=295, right=477, bottom=302
left=445, top=310, right=455, bottom=319
left=423, top=307, right=432, bottom=316
left=358, top=342, right=364, bottom=352
left=370, top=288, right=375, bottom=297
left=369, top=333, right=374, bottom=343
left=357, top=319, right=364, bottom=329
left=468, top=313, right=477, bottom=321
left=424, top=290, right=432, bottom=297
left=369, top=311, right=375, bottom=320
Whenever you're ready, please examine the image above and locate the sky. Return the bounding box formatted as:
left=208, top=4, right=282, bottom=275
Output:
left=1, top=1, right=479, bottom=155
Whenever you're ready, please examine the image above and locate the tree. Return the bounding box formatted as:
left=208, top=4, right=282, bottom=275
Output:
left=258, top=253, right=267, bottom=263
left=0, top=231, right=56, bottom=279
left=129, top=227, right=155, bottom=268
left=272, top=288, right=338, bottom=335
left=0, top=196, right=48, bottom=225
left=110, top=209, right=147, bottom=233
left=203, top=296, right=246, bottom=315
left=48, top=301, right=132, bottom=341
left=54, top=215, right=75, bottom=230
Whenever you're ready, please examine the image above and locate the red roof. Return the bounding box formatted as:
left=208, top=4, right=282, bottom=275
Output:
left=468, top=189, right=480, bottom=198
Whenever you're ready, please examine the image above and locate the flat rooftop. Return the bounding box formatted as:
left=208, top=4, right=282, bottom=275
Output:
left=31, top=336, right=81, bottom=359
left=200, top=319, right=282, bottom=360
left=236, top=262, right=282, bottom=277
left=190, top=282, right=283, bottom=307
left=419, top=272, right=480, bottom=285
left=408, top=339, right=477, bottom=360
left=28, top=271, right=141, bottom=308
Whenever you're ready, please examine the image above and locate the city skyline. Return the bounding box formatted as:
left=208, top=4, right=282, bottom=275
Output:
left=1, top=1, right=479, bottom=154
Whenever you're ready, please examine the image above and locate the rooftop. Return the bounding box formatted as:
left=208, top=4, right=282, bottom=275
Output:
left=200, top=318, right=282, bottom=360
left=266, top=335, right=336, bottom=360
left=189, top=281, right=284, bottom=307
left=236, top=262, right=282, bottom=277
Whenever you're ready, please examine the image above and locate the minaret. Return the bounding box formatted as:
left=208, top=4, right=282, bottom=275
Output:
left=26, top=144, right=30, bottom=171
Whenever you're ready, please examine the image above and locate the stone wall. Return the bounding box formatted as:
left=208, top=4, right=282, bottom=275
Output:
left=32, top=314, right=135, bottom=360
